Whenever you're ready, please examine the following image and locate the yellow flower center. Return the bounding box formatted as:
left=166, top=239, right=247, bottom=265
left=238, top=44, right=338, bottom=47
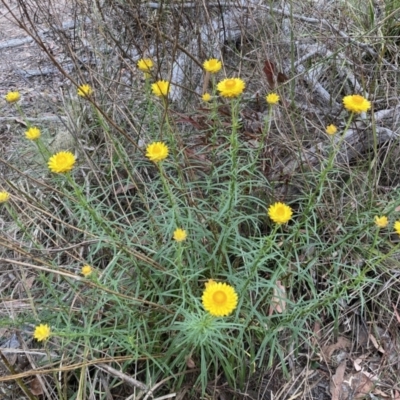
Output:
left=58, top=155, right=67, bottom=163
left=352, top=95, right=364, bottom=104
left=153, top=145, right=162, bottom=154
left=225, top=79, right=236, bottom=88
left=276, top=205, right=285, bottom=215
left=213, top=290, right=227, bottom=304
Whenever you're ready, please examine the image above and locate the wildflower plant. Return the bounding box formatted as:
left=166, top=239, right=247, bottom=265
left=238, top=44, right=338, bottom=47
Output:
left=48, top=151, right=76, bottom=173
left=3, top=39, right=400, bottom=400
left=0, top=191, right=10, bottom=203
left=77, top=84, right=93, bottom=97
left=33, top=324, right=51, bottom=342
left=5, top=91, right=21, bottom=103
left=152, top=80, right=170, bottom=97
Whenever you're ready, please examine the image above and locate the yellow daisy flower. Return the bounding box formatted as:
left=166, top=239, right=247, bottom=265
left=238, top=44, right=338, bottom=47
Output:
left=48, top=151, right=76, bottom=173
left=268, top=202, right=293, bottom=224
left=203, top=58, right=222, bottom=73
left=146, top=142, right=169, bottom=162
left=173, top=228, right=187, bottom=242
left=202, top=93, right=211, bottom=102
left=33, top=324, right=51, bottom=342
left=137, top=58, right=154, bottom=72
left=202, top=281, right=238, bottom=317
left=81, top=265, right=93, bottom=277
left=266, top=93, right=280, bottom=105
left=374, top=216, right=388, bottom=228
left=343, top=95, right=371, bottom=113
left=0, top=191, right=10, bottom=203
left=77, top=84, right=93, bottom=97
left=325, top=124, right=337, bottom=135
left=394, top=221, right=400, bottom=236
left=217, top=78, right=245, bottom=98
left=25, top=127, right=41, bottom=141
left=152, top=80, right=170, bottom=97
left=5, top=91, right=20, bottom=103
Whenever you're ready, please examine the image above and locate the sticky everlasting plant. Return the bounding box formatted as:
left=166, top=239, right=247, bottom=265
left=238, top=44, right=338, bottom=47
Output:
left=374, top=216, right=388, bottom=228
left=0, top=191, right=10, bottom=203
left=203, top=58, right=222, bottom=73
left=325, top=124, right=337, bottom=135
left=48, top=151, right=76, bottom=173
left=202, top=281, right=238, bottom=317
left=343, top=94, right=371, bottom=113
left=6, top=34, right=397, bottom=400
left=268, top=202, right=293, bottom=224
left=77, top=84, right=93, bottom=97
left=33, top=324, right=51, bottom=342
left=152, top=80, right=170, bottom=97
left=145, top=142, right=169, bottom=162
left=217, top=78, right=245, bottom=98
left=266, top=93, right=280, bottom=105
left=137, top=58, right=154, bottom=72
left=25, top=127, right=41, bottom=140
left=5, top=91, right=20, bottom=103
left=81, top=265, right=93, bottom=277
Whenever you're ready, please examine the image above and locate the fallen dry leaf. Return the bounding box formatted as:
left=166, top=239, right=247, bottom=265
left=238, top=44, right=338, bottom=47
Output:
left=269, top=280, right=286, bottom=315
left=312, top=321, right=322, bottom=346
left=322, top=336, right=351, bottom=359
left=353, top=356, right=367, bottom=372
left=368, top=334, right=385, bottom=353
left=30, top=377, right=43, bottom=396
left=350, top=372, right=374, bottom=399
left=186, top=356, right=196, bottom=369
left=330, top=360, right=346, bottom=400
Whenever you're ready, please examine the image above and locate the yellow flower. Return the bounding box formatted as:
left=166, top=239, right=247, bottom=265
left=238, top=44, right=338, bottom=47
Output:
left=77, top=84, right=93, bottom=97
left=0, top=191, right=10, bottom=203
left=81, top=265, right=93, bottom=277
left=343, top=95, right=371, bottom=113
left=203, top=58, right=222, bottom=73
left=146, top=142, right=169, bottom=162
left=48, top=151, right=76, bottom=173
left=5, top=91, right=20, bottom=103
left=25, top=127, right=41, bottom=140
left=325, top=124, right=337, bottom=135
left=152, top=80, right=170, bottom=97
left=173, top=228, right=187, bottom=242
left=266, top=93, right=280, bottom=105
left=394, top=221, right=400, bottom=236
left=33, top=324, right=51, bottom=342
left=217, top=78, right=245, bottom=98
left=202, top=281, right=238, bottom=317
left=374, top=216, right=388, bottom=228
left=137, top=58, right=154, bottom=72
left=202, top=93, right=211, bottom=102
left=268, top=202, right=293, bottom=224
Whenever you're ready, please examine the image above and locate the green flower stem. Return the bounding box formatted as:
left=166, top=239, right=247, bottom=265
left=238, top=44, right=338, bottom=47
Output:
left=311, top=113, right=354, bottom=207
left=158, top=163, right=181, bottom=226
left=251, top=104, right=273, bottom=172
left=34, top=138, right=51, bottom=162
left=174, top=244, right=187, bottom=301
left=226, top=97, right=241, bottom=216
left=13, top=103, right=28, bottom=125
left=209, top=76, right=221, bottom=165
